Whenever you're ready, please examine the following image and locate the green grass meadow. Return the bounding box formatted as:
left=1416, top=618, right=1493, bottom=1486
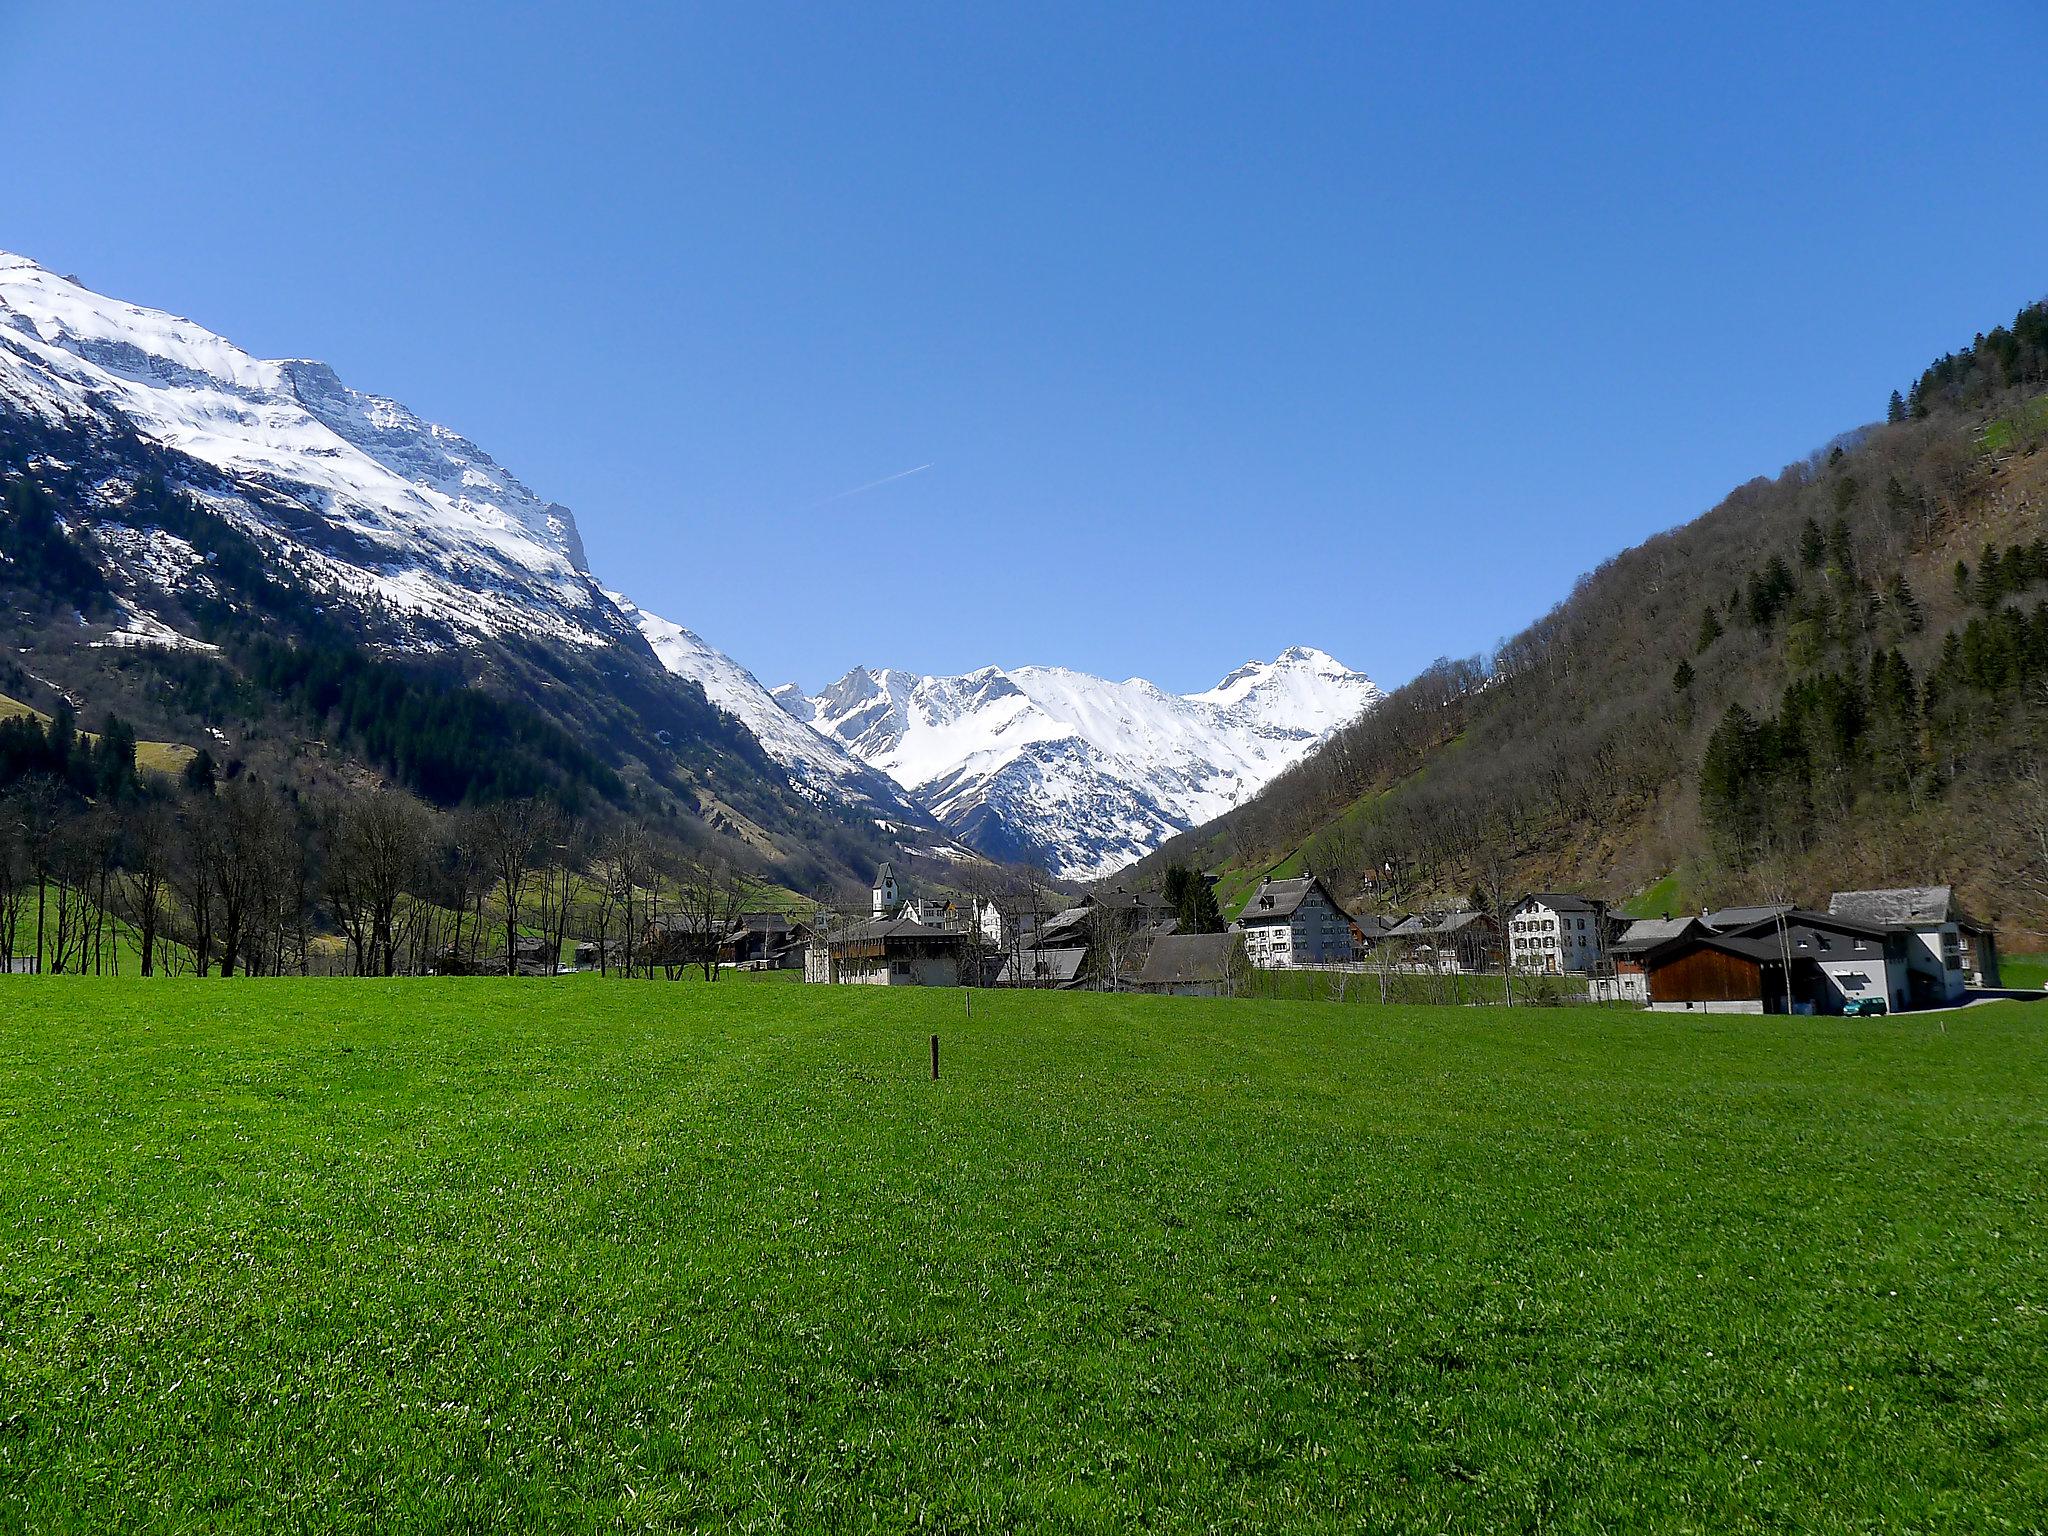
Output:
left=1, top=979, right=2043, bottom=1531
left=2000, top=952, right=2048, bottom=992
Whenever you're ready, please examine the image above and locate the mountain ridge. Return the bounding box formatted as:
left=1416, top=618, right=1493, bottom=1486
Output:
left=782, top=648, right=1383, bottom=878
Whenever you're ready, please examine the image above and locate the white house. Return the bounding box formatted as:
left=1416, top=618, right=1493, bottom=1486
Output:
left=1509, top=893, right=1610, bottom=974
left=1827, top=886, right=2000, bottom=1004
left=1231, top=875, right=1355, bottom=967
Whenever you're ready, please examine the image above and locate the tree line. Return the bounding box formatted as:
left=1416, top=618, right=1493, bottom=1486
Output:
left=0, top=704, right=771, bottom=980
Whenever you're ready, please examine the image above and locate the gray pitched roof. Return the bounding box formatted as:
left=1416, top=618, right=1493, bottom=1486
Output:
left=1520, top=892, right=1602, bottom=915
left=1236, top=875, right=1347, bottom=925
left=995, top=946, right=1089, bottom=986
left=1828, top=886, right=1958, bottom=925
left=1430, top=910, right=1494, bottom=935
left=1613, top=916, right=1702, bottom=954
left=1135, top=932, right=1239, bottom=986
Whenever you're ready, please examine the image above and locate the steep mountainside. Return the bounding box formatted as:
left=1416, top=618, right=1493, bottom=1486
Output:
left=1136, top=300, right=2048, bottom=943
left=783, top=648, right=1382, bottom=878
left=0, top=252, right=936, bottom=889
left=610, top=592, right=945, bottom=836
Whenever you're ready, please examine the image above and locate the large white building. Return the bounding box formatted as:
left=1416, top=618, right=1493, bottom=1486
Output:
left=1231, top=875, right=1355, bottom=967
left=1509, top=893, right=1610, bottom=974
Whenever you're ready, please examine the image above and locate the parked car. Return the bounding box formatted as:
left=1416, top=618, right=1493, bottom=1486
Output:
left=1842, top=997, right=1889, bottom=1018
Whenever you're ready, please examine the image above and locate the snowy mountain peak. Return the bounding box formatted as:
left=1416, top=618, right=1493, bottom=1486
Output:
left=793, top=651, right=1382, bottom=878
left=0, top=251, right=604, bottom=645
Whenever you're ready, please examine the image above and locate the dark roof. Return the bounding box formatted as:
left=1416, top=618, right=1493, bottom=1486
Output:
left=1702, top=903, right=1793, bottom=930
left=1235, top=875, right=1347, bottom=925
left=1640, top=931, right=1786, bottom=968
left=1135, top=932, right=1239, bottom=986
left=1642, top=914, right=1892, bottom=970
left=1829, top=886, right=1961, bottom=926
left=1088, top=887, right=1174, bottom=912
left=828, top=917, right=964, bottom=947
left=1520, top=892, right=1603, bottom=915
left=994, top=946, right=1089, bottom=986
left=1719, top=908, right=1889, bottom=943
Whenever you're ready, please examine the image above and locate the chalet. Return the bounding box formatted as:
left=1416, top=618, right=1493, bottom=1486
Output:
left=815, top=916, right=968, bottom=986
left=1595, top=916, right=1707, bottom=1003
left=1389, top=910, right=1500, bottom=972
left=725, top=912, right=808, bottom=970
left=1509, top=894, right=1612, bottom=974
left=639, top=914, right=724, bottom=971
left=1828, top=886, right=2001, bottom=1001
left=1231, top=875, right=1355, bottom=967
left=1134, top=932, right=1244, bottom=997
left=1021, top=890, right=1179, bottom=987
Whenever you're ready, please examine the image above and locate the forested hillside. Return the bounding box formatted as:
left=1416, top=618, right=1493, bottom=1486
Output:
left=0, top=407, right=906, bottom=897
left=1137, top=301, right=2048, bottom=942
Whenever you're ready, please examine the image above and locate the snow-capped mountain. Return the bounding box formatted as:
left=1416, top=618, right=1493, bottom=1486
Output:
left=782, top=649, right=1383, bottom=878
left=0, top=251, right=928, bottom=855
left=608, top=591, right=934, bottom=823
left=0, top=250, right=1374, bottom=880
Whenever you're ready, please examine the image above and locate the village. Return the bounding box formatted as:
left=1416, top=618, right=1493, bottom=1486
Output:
left=676, top=861, right=2018, bottom=1016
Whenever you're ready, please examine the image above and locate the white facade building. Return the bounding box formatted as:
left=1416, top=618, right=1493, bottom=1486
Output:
left=1510, top=893, right=1610, bottom=974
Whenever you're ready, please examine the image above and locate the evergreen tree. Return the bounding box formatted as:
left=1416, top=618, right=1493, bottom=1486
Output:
left=1976, top=543, right=2005, bottom=609
left=1888, top=389, right=1906, bottom=424
left=90, top=715, right=137, bottom=800
left=182, top=748, right=218, bottom=795
left=1885, top=572, right=1924, bottom=635
left=1825, top=516, right=1855, bottom=578
left=1797, top=518, right=1826, bottom=570
left=1696, top=608, right=1724, bottom=654
left=1672, top=658, right=1695, bottom=693
left=1955, top=560, right=1972, bottom=603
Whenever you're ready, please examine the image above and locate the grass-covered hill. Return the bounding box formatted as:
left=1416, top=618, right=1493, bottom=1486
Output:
left=1, top=977, right=2042, bottom=1530
left=1139, top=301, right=2048, bottom=939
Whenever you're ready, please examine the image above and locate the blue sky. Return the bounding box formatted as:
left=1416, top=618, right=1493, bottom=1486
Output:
left=4, top=2, right=2047, bottom=694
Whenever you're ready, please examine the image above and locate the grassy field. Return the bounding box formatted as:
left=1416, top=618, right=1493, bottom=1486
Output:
left=2001, top=952, right=2048, bottom=991
left=0, top=980, right=2043, bottom=1531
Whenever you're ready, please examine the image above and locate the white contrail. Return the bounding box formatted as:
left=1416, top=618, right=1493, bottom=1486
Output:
left=801, top=462, right=933, bottom=511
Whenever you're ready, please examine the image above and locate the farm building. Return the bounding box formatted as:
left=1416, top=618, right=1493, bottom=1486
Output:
left=811, top=917, right=968, bottom=986
left=993, top=945, right=1090, bottom=989
left=1638, top=910, right=1912, bottom=1014
left=1133, top=932, right=1244, bottom=996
